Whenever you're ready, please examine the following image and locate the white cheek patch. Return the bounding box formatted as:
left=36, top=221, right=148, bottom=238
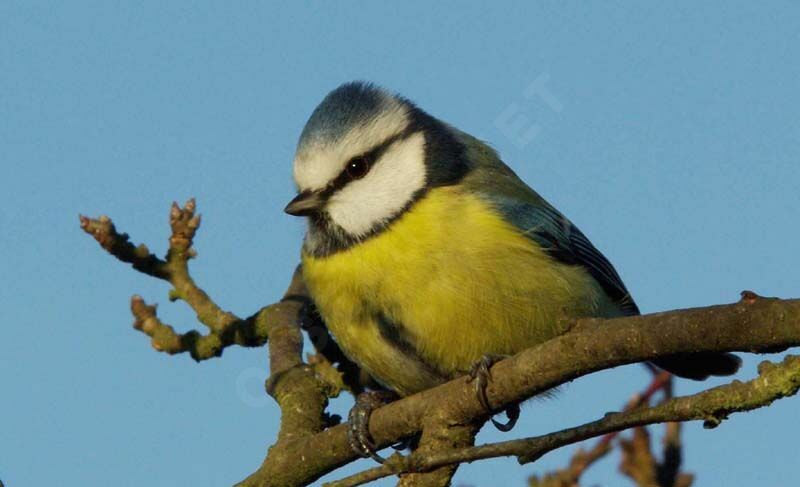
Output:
left=293, top=102, right=410, bottom=191
left=326, top=132, right=427, bottom=237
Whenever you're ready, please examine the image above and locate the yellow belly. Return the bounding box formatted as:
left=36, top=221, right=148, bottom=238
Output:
left=302, top=186, right=618, bottom=395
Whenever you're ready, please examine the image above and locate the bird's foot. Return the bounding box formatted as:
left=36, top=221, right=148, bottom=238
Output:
left=467, top=354, right=521, bottom=432
left=347, top=390, right=398, bottom=463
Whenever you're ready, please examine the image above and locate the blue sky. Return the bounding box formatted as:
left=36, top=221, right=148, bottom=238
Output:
left=2, top=2, right=799, bottom=486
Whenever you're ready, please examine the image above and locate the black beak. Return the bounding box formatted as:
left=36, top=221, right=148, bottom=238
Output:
left=284, top=191, right=324, bottom=216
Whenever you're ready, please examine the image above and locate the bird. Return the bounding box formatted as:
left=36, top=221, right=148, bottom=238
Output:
left=284, top=81, right=741, bottom=460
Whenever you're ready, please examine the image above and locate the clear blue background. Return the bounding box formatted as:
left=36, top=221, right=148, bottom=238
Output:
left=2, top=2, right=798, bottom=486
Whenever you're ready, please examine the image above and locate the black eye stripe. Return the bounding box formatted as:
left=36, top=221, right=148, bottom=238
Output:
left=321, top=127, right=420, bottom=197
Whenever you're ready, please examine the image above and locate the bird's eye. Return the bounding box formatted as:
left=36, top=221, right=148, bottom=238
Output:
left=345, top=156, right=371, bottom=180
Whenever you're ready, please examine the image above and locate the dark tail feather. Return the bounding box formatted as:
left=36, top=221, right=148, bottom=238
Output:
left=653, top=352, right=742, bottom=381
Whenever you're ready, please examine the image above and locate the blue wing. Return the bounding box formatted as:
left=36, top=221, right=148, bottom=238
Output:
left=453, top=132, right=744, bottom=379
left=457, top=136, right=639, bottom=316
left=490, top=193, right=640, bottom=316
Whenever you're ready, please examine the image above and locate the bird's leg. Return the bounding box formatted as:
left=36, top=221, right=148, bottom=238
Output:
left=467, top=354, right=521, bottom=432
left=347, top=390, right=398, bottom=463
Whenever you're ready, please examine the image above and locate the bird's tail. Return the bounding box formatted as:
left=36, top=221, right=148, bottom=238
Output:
left=653, top=352, right=742, bottom=380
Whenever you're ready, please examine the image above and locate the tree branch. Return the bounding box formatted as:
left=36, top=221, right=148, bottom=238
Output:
left=618, top=421, right=694, bottom=487
left=240, top=294, right=800, bottom=487
left=327, top=354, right=800, bottom=486
left=82, top=202, right=800, bottom=487
left=529, top=370, right=673, bottom=487
left=395, top=417, right=480, bottom=487
left=658, top=422, right=694, bottom=487
left=80, top=200, right=267, bottom=359
left=81, top=201, right=355, bottom=485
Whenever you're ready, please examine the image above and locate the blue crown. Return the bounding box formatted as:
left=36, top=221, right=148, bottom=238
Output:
left=298, top=81, right=396, bottom=150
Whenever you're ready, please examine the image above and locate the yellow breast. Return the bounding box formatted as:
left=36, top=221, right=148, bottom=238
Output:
left=302, top=186, right=616, bottom=395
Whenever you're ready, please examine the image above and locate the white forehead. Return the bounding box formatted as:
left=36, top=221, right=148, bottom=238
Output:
left=292, top=101, right=410, bottom=191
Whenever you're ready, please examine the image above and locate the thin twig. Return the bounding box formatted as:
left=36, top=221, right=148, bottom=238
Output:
left=81, top=200, right=265, bottom=359
left=128, top=295, right=270, bottom=360
left=530, top=371, right=672, bottom=487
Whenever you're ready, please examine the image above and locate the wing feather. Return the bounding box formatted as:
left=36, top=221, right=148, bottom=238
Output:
left=488, top=193, right=640, bottom=316
left=454, top=131, right=740, bottom=379
left=457, top=135, right=639, bottom=315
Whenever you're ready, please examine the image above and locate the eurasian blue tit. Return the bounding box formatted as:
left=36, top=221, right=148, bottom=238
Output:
left=285, top=82, right=740, bottom=405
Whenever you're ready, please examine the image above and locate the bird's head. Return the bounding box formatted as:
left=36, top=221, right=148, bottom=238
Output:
left=286, top=82, right=467, bottom=255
